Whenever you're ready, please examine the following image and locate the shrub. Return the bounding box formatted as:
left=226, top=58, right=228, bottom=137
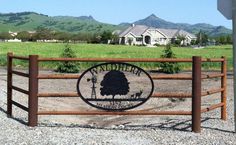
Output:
left=56, top=43, right=80, bottom=73
left=160, top=44, right=181, bottom=74
left=160, top=44, right=184, bottom=102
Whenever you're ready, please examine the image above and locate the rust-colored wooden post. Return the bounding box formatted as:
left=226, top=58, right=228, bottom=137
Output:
left=221, top=56, right=227, bottom=120
left=28, top=55, right=39, bottom=127
left=192, top=56, right=202, bottom=133
left=7, top=52, right=13, bottom=116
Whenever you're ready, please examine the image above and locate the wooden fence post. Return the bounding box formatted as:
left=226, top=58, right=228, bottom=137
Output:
left=28, top=55, right=39, bottom=127
left=7, top=52, right=13, bottom=116
left=192, top=56, right=202, bottom=133
left=221, top=56, right=227, bottom=120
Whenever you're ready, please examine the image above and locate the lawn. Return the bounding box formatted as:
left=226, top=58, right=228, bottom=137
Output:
left=0, top=42, right=233, bottom=70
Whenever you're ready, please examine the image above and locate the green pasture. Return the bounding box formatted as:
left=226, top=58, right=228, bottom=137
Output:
left=0, top=42, right=233, bottom=70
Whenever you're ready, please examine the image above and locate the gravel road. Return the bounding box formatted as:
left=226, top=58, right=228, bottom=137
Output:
left=0, top=68, right=236, bottom=145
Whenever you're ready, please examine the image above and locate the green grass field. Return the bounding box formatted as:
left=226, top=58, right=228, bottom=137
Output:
left=0, top=42, right=233, bottom=70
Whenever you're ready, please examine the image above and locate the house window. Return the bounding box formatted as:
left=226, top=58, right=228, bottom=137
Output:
left=136, top=38, right=142, bottom=42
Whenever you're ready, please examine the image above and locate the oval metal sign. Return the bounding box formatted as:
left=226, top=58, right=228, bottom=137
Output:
left=77, top=62, right=154, bottom=111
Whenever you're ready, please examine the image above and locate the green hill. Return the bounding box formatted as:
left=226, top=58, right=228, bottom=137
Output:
left=130, top=14, right=232, bottom=37
left=0, top=12, right=120, bottom=33
left=120, top=14, right=232, bottom=37
left=0, top=12, right=232, bottom=37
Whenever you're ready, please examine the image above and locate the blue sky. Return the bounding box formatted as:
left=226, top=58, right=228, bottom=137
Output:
left=0, top=0, right=232, bottom=29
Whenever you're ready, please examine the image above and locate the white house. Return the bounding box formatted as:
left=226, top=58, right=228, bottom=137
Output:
left=117, top=25, right=197, bottom=46
left=7, top=31, right=22, bottom=42
left=6, top=38, right=22, bottom=42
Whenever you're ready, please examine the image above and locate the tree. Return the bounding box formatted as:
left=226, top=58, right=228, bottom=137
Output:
left=54, top=32, right=71, bottom=42
left=226, top=35, right=232, bottom=44
left=218, top=36, right=226, bottom=44
left=160, top=44, right=184, bottom=102
left=100, top=70, right=130, bottom=100
left=111, top=33, right=119, bottom=44
left=56, top=43, right=80, bottom=73
left=35, top=27, right=53, bottom=40
left=128, top=37, right=133, bottom=45
left=0, top=32, right=12, bottom=40
left=196, top=30, right=208, bottom=46
left=176, top=35, right=186, bottom=46
left=100, top=31, right=112, bottom=43
left=160, top=44, right=181, bottom=74
left=191, top=40, right=196, bottom=45
left=16, top=31, right=31, bottom=42
left=174, top=39, right=181, bottom=46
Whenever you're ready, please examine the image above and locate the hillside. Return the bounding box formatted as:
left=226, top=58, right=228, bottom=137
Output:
left=0, top=12, right=119, bottom=33
left=0, top=12, right=232, bottom=37
left=128, top=14, right=232, bottom=37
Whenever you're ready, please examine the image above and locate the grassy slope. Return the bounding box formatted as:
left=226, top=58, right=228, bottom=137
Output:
left=0, top=42, right=232, bottom=70
left=0, top=13, right=118, bottom=33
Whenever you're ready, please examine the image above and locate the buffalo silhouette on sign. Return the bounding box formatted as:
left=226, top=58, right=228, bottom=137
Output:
left=100, top=70, right=130, bottom=100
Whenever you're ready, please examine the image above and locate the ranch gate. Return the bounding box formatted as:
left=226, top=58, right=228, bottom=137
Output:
left=7, top=52, right=227, bottom=133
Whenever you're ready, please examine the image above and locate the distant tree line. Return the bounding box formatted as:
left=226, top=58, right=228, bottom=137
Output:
left=0, top=27, right=119, bottom=44
left=170, top=30, right=232, bottom=47
left=196, top=30, right=232, bottom=46
left=214, top=35, right=232, bottom=45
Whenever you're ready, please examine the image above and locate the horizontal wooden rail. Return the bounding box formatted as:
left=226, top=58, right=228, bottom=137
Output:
left=11, top=56, right=29, bottom=60
left=12, top=86, right=29, bottom=95
left=12, top=70, right=29, bottom=78
left=37, top=57, right=224, bottom=62
left=38, top=58, right=193, bottom=62
left=38, top=92, right=192, bottom=98
left=37, top=110, right=191, bottom=115
left=201, top=73, right=224, bottom=79
left=152, top=74, right=192, bottom=80
left=37, top=73, right=224, bottom=80
left=152, top=92, right=192, bottom=98
left=12, top=100, right=29, bottom=112
left=201, top=103, right=224, bottom=113
left=37, top=74, right=193, bottom=80
left=38, top=74, right=81, bottom=79
left=203, top=58, right=225, bottom=62
left=38, top=89, right=223, bottom=98
left=201, top=88, right=224, bottom=97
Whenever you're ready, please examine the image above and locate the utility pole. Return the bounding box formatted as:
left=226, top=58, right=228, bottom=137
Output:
left=233, top=0, right=236, bottom=132
left=218, top=0, right=236, bottom=132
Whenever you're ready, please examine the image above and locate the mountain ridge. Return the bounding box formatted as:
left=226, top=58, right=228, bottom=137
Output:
left=0, top=12, right=232, bottom=37
left=127, top=14, right=232, bottom=37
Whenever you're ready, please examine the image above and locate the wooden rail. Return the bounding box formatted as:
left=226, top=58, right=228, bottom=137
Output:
left=37, top=57, right=224, bottom=62
left=37, top=110, right=192, bottom=116
left=201, top=103, right=224, bottom=113
left=12, top=70, right=29, bottom=78
left=37, top=73, right=224, bottom=80
left=12, top=101, right=29, bottom=112
left=12, top=85, right=29, bottom=95
left=11, top=55, right=29, bottom=60
left=37, top=88, right=224, bottom=98
left=6, top=53, right=227, bottom=133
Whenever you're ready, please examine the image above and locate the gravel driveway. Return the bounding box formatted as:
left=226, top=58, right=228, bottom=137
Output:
left=0, top=68, right=236, bottom=145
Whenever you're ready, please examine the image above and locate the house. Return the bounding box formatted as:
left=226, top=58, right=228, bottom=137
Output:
left=6, top=38, right=22, bottom=42
left=8, top=31, right=18, bottom=37
left=117, top=24, right=197, bottom=46
left=7, top=31, right=22, bottom=42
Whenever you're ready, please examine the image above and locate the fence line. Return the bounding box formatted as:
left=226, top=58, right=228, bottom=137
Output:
left=6, top=52, right=227, bottom=133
